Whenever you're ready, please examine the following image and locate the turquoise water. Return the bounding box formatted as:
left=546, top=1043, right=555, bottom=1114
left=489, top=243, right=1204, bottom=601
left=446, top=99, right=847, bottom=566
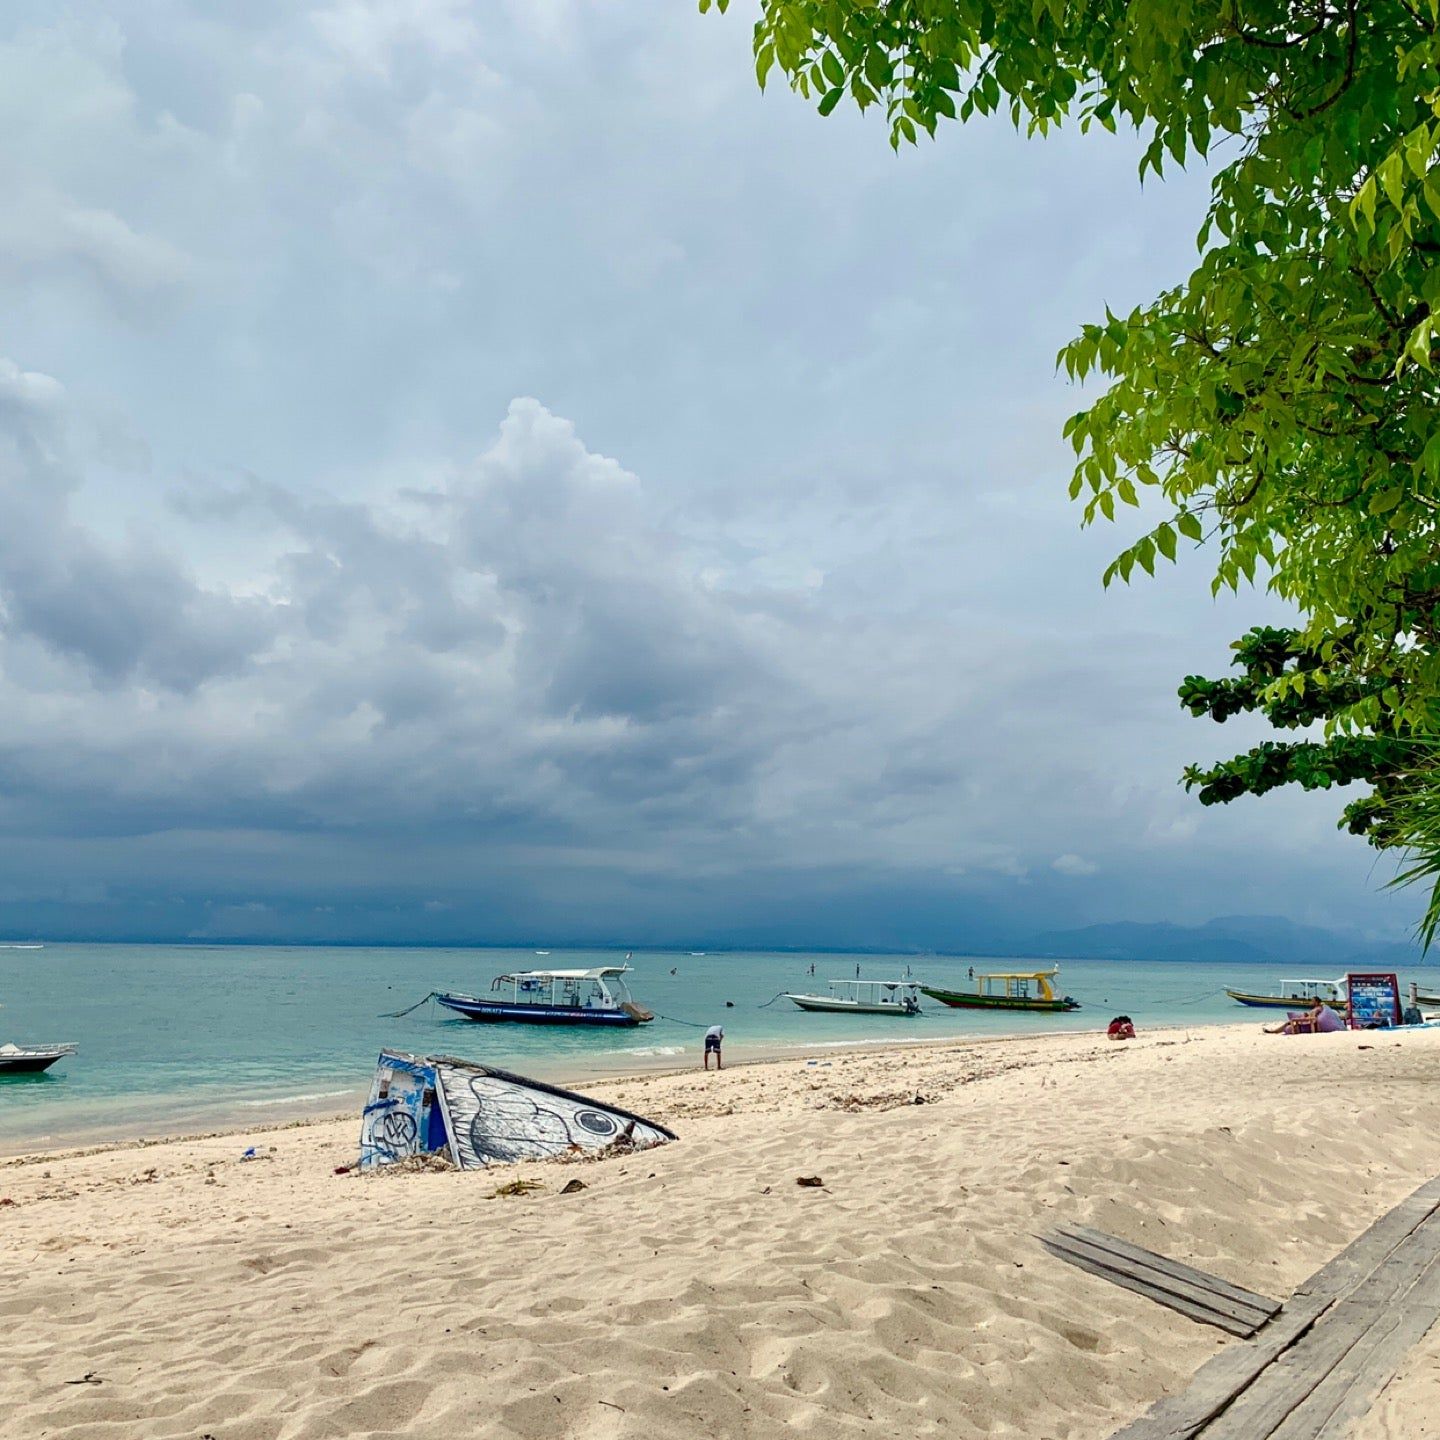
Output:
left=0, top=944, right=1428, bottom=1150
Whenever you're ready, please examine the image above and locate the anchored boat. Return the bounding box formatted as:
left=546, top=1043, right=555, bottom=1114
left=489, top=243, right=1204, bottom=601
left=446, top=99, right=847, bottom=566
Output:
left=0, top=1041, right=76, bottom=1074
left=784, top=979, right=923, bottom=1015
left=435, top=965, right=654, bottom=1027
left=921, top=968, right=1080, bottom=1013
left=1224, top=977, right=1348, bottom=1009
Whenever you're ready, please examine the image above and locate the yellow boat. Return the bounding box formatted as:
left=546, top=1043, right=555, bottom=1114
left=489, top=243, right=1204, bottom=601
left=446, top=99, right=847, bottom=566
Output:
left=921, top=967, right=1080, bottom=1013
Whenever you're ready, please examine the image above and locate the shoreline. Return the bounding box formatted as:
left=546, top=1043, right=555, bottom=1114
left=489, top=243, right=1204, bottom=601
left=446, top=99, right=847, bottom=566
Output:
left=4, top=1019, right=1201, bottom=1163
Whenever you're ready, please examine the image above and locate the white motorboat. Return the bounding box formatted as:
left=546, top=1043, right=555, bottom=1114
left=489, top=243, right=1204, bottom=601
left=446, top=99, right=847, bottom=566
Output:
left=784, top=979, right=923, bottom=1015
left=0, top=1042, right=76, bottom=1074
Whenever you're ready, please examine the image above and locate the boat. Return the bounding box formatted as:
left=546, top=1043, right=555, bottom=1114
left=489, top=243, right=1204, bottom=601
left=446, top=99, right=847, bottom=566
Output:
left=0, top=1042, right=76, bottom=1074
left=921, top=968, right=1080, bottom=1013
left=360, top=1050, right=677, bottom=1170
left=1224, top=977, right=1348, bottom=1009
left=784, top=979, right=923, bottom=1015
left=435, top=965, right=654, bottom=1026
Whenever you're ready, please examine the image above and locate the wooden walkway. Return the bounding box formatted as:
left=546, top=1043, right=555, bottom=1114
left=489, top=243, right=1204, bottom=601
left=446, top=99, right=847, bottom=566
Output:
left=1106, top=1174, right=1440, bottom=1438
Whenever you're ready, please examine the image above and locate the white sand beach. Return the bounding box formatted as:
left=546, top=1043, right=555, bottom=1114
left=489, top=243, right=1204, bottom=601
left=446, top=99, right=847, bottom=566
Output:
left=5, top=1023, right=1440, bottom=1439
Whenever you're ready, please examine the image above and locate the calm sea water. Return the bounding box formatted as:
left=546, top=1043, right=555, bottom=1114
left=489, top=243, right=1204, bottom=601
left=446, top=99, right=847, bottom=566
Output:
left=0, top=944, right=1429, bottom=1150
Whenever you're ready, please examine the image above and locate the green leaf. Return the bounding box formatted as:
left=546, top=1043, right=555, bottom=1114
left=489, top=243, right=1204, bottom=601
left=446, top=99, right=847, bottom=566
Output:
left=817, top=86, right=843, bottom=117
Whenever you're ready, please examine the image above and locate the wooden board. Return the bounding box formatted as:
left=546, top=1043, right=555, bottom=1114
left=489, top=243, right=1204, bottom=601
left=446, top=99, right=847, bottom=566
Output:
left=1110, top=1174, right=1440, bottom=1440
left=1053, top=1225, right=1280, bottom=1326
left=1041, top=1227, right=1278, bottom=1337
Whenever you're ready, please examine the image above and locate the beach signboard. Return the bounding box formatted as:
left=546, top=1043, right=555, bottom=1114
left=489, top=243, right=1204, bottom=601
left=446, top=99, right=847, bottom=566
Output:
left=1346, top=972, right=1402, bottom=1029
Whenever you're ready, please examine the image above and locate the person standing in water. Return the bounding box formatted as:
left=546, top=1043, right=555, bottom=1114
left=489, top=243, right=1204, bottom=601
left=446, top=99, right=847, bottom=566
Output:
left=703, top=1024, right=724, bottom=1070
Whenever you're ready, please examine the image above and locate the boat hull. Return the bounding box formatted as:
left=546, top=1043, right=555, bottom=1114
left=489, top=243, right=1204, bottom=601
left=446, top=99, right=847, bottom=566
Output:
left=786, top=995, right=919, bottom=1015
left=435, top=993, right=646, bottom=1026
left=0, top=1052, right=69, bottom=1073
left=1225, top=989, right=1342, bottom=1009
left=920, top=987, right=1079, bottom=1013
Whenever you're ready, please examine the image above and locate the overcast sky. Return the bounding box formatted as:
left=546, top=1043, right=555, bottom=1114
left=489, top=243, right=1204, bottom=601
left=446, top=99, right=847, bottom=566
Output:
left=0, top=0, right=1417, bottom=947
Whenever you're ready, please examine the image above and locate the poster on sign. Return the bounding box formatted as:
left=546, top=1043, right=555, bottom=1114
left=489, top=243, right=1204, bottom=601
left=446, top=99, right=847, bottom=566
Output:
left=1347, top=972, right=1402, bottom=1028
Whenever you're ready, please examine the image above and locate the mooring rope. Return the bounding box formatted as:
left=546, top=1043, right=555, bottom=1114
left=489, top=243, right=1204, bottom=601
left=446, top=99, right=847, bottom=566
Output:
left=379, top=991, right=439, bottom=1019
left=1169, top=987, right=1227, bottom=1007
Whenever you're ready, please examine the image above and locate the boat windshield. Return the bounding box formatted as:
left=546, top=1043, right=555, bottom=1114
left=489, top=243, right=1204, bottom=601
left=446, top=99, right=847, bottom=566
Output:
left=1277, top=979, right=1345, bottom=1001
left=493, top=973, right=624, bottom=1009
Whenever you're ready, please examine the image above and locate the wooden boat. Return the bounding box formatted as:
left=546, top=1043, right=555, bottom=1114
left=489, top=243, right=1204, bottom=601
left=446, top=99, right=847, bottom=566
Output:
left=435, top=965, right=653, bottom=1027
left=1224, top=977, right=1347, bottom=1009
left=784, top=980, right=923, bottom=1015
left=0, top=1042, right=76, bottom=1074
left=921, top=968, right=1080, bottom=1013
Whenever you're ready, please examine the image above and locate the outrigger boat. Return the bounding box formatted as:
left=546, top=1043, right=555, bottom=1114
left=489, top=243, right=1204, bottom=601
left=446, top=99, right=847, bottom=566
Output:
left=921, top=968, right=1080, bottom=1013
left=1224, top=977, right=1347, bottom=1009
left=784, top=979, right=923, bottom=1015
left=435, top=965, right=654, bottom=1027
left=0, top=1042, right=76, bottom=1074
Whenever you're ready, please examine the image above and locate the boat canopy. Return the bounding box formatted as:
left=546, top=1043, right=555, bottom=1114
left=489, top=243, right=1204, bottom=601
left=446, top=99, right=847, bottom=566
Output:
left=974, top=969, right=1060, bottom=1000
left=825, top=979, right=920, bottom=996
left=495, top=965, right=633, bottom=982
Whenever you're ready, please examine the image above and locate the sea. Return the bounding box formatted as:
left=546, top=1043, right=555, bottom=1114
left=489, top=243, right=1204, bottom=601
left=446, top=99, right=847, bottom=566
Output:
left=0, top=944, right=1430, bottom=1152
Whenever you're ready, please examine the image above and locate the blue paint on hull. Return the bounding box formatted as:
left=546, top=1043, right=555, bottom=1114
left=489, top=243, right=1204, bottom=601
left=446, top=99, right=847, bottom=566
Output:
left=434, top=993, right=643, bottom=1026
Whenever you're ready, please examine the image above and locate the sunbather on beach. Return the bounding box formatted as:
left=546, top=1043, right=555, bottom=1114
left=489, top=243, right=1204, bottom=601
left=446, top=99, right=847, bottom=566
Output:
left=1266, top=999, right=1347, bottom=1035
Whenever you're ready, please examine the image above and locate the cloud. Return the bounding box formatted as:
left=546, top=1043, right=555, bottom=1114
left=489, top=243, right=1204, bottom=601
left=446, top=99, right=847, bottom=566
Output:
left=0, top=1, right=1419, bottom=945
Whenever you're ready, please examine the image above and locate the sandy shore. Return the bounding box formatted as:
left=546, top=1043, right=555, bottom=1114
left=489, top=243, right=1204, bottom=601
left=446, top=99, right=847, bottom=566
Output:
left=5, top=1022, right=1440, bottom=1439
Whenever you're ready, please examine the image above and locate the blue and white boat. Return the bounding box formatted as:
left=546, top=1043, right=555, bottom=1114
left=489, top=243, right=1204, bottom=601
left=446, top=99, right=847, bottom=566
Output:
left=435, top=965, right=654, bottom=1027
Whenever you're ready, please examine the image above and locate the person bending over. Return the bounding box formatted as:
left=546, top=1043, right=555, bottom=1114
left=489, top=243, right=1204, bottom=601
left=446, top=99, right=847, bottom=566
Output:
left=703, top=1024, right=724, bottom=1070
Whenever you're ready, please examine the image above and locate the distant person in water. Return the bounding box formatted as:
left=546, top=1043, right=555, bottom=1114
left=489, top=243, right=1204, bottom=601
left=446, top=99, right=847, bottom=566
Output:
left=855, top=963, right=861, bottom=978
left=968, top=966, right=975, bottom=979
left=703, top=1024, right=724, bottom=1070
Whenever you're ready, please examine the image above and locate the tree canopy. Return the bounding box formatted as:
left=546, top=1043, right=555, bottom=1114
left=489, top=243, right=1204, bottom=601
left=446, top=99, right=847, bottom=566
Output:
left=702, top=0, right=1440, bottom=933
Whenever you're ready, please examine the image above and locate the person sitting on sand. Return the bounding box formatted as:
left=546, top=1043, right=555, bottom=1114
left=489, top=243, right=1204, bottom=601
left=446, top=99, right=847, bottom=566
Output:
left=1107, top=1015, right=1135, bottom=1041
left=1267, top=998, right=1347, bottom=1035
left=703, top=1024, right=724, bottom=1070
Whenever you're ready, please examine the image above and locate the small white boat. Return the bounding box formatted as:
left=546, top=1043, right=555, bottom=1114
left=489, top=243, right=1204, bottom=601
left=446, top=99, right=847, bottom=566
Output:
left=784, top=980, right=923, bottom=1015
left=0, top=1042, right=76, bottom=1074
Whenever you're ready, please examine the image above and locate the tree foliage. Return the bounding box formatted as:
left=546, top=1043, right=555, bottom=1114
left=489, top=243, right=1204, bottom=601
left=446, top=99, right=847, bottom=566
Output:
left=1180, top=624, right=1416, bottom=838
left=703, top=0, right=1440, bottom=932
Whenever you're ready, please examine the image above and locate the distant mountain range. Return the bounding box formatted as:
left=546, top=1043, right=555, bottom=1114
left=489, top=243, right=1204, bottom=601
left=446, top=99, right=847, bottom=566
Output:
left=1022, top=915, right=1424, bottom=968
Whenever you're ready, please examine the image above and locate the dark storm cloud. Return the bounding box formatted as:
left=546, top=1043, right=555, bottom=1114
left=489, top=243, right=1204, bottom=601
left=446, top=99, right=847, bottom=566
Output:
left=0, top=0, right=1420, bottom=944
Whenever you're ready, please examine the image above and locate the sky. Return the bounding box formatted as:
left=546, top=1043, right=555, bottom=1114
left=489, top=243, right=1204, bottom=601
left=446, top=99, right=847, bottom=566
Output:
left=0, top=0, right=1419, bottom=949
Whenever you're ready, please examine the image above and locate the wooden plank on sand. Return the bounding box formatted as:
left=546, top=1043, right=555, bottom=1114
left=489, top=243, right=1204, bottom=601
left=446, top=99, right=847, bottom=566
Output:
left=1205, top=1214, right=1440, bottom=1439
left=1041, top=1231, right=1272, bottom=1336
left=1274, top=1245, right=1440, bottom=1438
left=1109, top=1174, right=1440, bottom=1440
left=1040, top=1236, right=1261, bottom=1337
left=1053, top=1225, right=1280, bottom=1325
